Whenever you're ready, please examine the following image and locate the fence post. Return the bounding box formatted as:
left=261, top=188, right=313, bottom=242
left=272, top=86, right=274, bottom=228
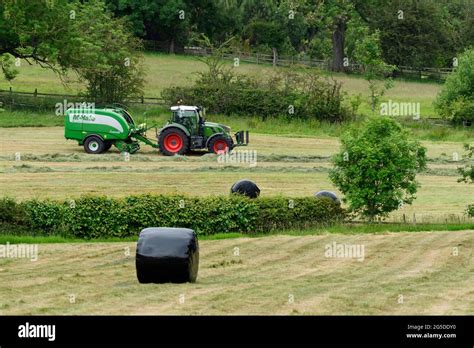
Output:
left=141, top=96, right=144, bottom=104
left=34, top=88, right=37, bottom=97
left=9, top=87, right=13, bottom=109
left=256, top=53, right=259, bottom=65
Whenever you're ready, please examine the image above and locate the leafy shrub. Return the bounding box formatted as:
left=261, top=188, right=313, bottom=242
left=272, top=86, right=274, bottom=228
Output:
left=467, top=204, right=474, bottom=217
left=1, top=195, right=345, bottom=238
left=162, top=69, right=353, bottom=122
left=0, top=197, right=24, bottom=224
left=435, top=47, right=474, bottom=124
left=254, top=197, right=345, bottom=232
left=21, top=199, right=66, bottom=233
left=448, top=97, right=474, bottom=124
left=64, top=196, right=129, bottom=239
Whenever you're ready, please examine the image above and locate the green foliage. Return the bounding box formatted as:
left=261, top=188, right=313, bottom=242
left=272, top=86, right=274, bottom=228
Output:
left=0, top=53, right=18, bottom=81
left=162, top=53, right=354, bottom=122
left=447, top=97, right=474, bottom=124
left=254, top=197, right=345, bottom=232
left=21, top=199, right=66, bottom=233
left=366, top=0, right=465, bottom=68
left=457, top=144, right=474, bottom=184
left=467, top=205, right=474, bottom=217
left=0, top=197, right=24, bottom=225
left=68, top=0, right=145, bottom=104
left=354, top=30, right=395, bottom=112
left=435, top=47, right=474, bottom=124
left=0, top=0, right=144, bottom=103
left=457, top=143, right=474, bottom=216
left=0, top=195, right=345, bottom=238
left=330, top=117, right=427, bottom=221
left=0, top=0, right=75, bottom=70
left=65, top=196, right=129, bottom=238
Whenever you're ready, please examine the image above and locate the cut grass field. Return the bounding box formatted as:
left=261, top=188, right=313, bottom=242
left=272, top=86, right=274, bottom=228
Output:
left=0, top=231, right=472, bottom=315
left=0, top=53, right=442, bottom=116
left=0, top=127, right=472, bottom=221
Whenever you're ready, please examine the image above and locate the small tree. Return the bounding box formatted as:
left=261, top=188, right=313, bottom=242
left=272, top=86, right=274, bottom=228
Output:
left=354, top=30, right=395, bottom=112
left=192, top=34, right=235, bottom=83
left=67, top=0, right=144, bottom=104
left=330, top=117, right=427, bottom=221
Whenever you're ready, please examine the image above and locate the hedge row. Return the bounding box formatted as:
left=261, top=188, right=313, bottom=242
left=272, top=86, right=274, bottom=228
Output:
left=0, top=195, right=345, bottom=238
left=161, top=71, right=354, bottom=122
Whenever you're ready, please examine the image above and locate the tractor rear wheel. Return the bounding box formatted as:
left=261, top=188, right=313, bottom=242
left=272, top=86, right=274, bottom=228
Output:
left=159, top=128, right=189, bottom=156
left=208, top=136, right=232, bottom=154
left=84, top=136, right=105, bottom=154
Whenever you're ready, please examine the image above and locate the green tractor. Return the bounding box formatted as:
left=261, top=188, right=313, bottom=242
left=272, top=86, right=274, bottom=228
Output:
left=64, top=105, right=249, bottom=155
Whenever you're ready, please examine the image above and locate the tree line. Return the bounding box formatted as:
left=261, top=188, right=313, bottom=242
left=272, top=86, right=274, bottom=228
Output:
left=104, top=0, right=473, bottom=70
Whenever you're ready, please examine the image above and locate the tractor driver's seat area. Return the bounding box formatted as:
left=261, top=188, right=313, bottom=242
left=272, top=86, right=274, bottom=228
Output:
left=196, top=106, right=205, bottom=136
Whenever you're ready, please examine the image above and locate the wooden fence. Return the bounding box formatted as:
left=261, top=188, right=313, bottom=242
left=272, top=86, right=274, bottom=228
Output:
left=147, top=42, right=452, bottom=81
left=0, top=88, right=166, bottom=110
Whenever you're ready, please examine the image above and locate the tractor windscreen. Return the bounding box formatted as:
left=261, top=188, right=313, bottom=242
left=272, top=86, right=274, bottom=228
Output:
left=173, top=110, right=196, bottom=121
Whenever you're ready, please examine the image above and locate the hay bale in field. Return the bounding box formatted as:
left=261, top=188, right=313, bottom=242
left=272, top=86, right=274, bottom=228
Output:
left=231, top=179, right=260, bottom=198
left=136, top=227, right=199, bottom=284
left=315, top=190, right=341, bottom=205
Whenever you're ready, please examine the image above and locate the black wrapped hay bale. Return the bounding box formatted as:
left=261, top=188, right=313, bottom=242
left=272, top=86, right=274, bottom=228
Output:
left=231, top=179, right=260, bottom=198
left=315, top=190, right=341, bottom=205
left=136, top=227, right=199, bottom=284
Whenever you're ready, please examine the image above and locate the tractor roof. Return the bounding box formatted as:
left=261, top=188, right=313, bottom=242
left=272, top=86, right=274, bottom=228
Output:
left=170, top=105, right=199, bottom=111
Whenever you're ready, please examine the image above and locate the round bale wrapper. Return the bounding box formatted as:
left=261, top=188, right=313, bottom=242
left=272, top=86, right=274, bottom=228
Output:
left=231, top=179, right=260, bottom=198
left=136, top=227, right=199, bottom=284
left=315, top=190, right=341, bottom=205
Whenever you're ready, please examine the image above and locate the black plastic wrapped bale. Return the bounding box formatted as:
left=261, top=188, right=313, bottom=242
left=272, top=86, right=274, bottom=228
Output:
left=231, top=179, right=260, bottom=198
left=315, top=190, right=341, bottom=205
left=136, top=227, right=199, bottom=284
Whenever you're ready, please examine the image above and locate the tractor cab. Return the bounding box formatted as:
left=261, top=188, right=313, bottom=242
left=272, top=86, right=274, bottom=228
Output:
left=170, top=105, right=203, bottom=135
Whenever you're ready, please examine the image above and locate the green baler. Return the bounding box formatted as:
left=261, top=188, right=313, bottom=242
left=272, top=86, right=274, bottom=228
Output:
left=64, top=105, right=249, bottom=155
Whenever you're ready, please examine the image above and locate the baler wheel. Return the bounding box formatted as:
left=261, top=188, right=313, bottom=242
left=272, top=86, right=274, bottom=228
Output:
left=84, top=136, right=105, bottom=154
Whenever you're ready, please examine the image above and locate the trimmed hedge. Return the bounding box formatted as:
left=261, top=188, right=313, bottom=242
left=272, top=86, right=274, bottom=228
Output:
left=0, top=195, right=345, bottom=238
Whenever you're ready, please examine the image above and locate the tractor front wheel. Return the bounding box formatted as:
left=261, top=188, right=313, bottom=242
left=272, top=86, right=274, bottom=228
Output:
left=159, top=128, right=189, bottom=156
left=208, top=136, right=232, bottom=154
left=84, top=136, right=105, bottom=154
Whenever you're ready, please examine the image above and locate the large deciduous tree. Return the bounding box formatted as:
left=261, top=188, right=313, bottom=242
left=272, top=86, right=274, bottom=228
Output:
left=0, top=0, right=144, bottom=103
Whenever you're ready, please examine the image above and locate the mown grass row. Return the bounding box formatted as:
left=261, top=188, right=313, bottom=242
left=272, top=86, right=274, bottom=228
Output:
left=1, top=162, right=467, bottom=177
left=1, top=107, right=472, bottom=142
left=1, top=221, right=473, bottom=244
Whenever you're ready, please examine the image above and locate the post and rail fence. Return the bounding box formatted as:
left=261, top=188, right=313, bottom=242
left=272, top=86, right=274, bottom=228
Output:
left=0, top=43, right=454, bottom=111
left=0, top=87, right=166, bottom=111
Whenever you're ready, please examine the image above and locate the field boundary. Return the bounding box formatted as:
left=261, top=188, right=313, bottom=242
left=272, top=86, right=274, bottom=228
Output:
left=0, top=88, right=166, bottom=110
left=143, top=41, right=453, bottom=82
